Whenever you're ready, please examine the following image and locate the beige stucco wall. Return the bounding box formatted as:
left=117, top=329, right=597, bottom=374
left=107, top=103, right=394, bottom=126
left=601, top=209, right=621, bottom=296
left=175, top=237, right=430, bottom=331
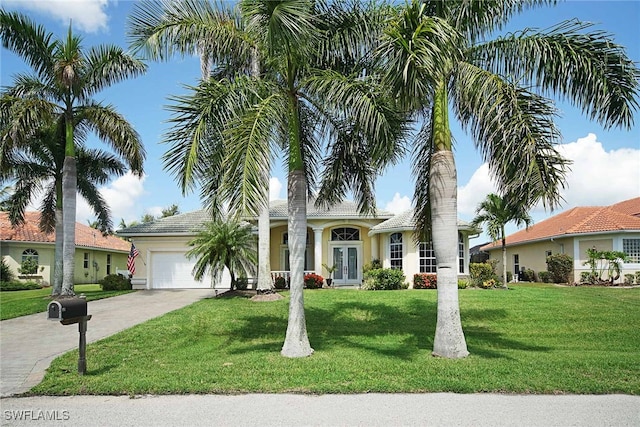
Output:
left=1, top=241, right=127, bottom=285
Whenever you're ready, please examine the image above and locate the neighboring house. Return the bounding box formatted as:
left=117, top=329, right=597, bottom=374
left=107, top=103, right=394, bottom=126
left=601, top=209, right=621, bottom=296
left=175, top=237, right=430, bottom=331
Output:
left=1, top=211, right=131, bottom=285
left=117, top=199, right=479, bottom=290
left=481, top=197, right=640, bottom=283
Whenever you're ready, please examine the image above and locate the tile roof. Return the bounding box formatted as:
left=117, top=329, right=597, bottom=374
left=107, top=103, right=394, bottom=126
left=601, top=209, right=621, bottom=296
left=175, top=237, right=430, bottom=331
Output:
left=481, top=197, right=640, bottom=250
left=0, top=211, right=131, bottom=252
left=369, top=209, right=478, bottom=235
left=118, top=198, right=394, bottom=236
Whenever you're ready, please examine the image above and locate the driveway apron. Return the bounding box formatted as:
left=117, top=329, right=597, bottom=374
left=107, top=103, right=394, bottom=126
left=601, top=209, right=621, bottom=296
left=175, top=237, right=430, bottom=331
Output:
left=0, top=289, right=216, bottom=397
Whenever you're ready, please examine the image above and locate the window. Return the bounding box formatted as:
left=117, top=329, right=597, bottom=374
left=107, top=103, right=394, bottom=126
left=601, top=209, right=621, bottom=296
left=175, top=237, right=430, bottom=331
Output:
left=20, top=249, right=39, bottom=275
left=390, top=232, right=403, bottom=270
left=21, top=248, right=38, bottom=264
left=458, top=233, right=465, bottom=274
left=106, top=254, right=112, bottom=275
left=83, top=252, right=89, bottom=269
left=331, top=227, right=360, bottom=241
left=419, top=241, right=436, bottom=273
left=623, top=239, right=640, bottom=263
left=513, top=254, right=520, bottom=275
left=545, top=250, right=552, bottom=259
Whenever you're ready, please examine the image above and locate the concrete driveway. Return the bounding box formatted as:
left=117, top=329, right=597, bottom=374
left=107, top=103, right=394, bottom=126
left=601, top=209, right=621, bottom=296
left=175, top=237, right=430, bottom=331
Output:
left=0, top=289, right=216, bottom=397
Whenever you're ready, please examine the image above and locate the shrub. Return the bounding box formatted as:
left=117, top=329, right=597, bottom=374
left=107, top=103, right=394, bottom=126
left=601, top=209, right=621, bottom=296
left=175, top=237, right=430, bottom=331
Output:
left=546, top=254, right=573, bottom=283
left=274, top=276, right=287, bottom=289
left=99, top=274, right=132, bottom=291
left=304, top=273, right=324, bottom=289
left=362, top=268, right=406, bottom=290
left=506, top=271, right=513, bottom=283
left=413, top=273, right=437, bottom=289
left=469, top=263, right=495, bottom=288
left=234, top=276, right=249, bottom=290
left=538, top=271, right=551, bottom=283
left=18, top=258, right=38, bottom=275
left=580, top=272, right=597, bottom=285
left=636, top=272, right=640, bottom=284
left=1, top=258, right=14, bottom=282
left=458, top=279, right=468, bottom=289
left=363, top=259, right=382, bottom=273
left=0, top=280, right=41, bottom=291
left=624, top=274, right=635, bottom=285
left=480, top=278, right=497, bottom=289
left=518, top=268, right=536, bottom=282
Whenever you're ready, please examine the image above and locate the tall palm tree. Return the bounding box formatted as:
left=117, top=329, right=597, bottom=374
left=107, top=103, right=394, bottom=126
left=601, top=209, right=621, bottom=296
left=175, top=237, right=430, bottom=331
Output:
left=471, top=193, right=532, bottom=288
left=0, top=11, right=147, bottom=295
left=128, top=0, right=405, bottom=357
left=0, top=121, right=127, bottom=295
left=379, top=0, right=639, bottom=358
left=186, top=219, right=257, bottom=290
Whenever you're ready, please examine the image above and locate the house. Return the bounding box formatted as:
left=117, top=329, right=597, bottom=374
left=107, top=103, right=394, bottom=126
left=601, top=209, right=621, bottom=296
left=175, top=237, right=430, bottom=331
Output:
left=1, top=211, right=131, bottom=285
left=481, top=197, right=640, bottom=283
left=116, top=199, right=479, bottom=290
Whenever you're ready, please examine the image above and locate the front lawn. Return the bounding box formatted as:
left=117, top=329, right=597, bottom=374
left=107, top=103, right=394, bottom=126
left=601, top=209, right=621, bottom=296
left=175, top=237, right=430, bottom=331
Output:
left=0, top=284, right=134, bottom=320
left=31, top=284, right=640, bottom=395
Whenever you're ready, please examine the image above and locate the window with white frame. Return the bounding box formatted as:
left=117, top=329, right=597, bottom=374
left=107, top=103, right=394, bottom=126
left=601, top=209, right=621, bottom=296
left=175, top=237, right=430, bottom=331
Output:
left=331, top=227, right=360, bottom=241
left=21, top=248, right=38, bottom=264
left=390, top=232, right=403, bottom=270
left=83, top=252, right=89, bottom=269
left=623, top=238, right=640, bottom=263
left=458, top=233, right=464, bottom=274
left=106, top=254, right=112, bottom=275
left=419, top=241, right=436, bottom=273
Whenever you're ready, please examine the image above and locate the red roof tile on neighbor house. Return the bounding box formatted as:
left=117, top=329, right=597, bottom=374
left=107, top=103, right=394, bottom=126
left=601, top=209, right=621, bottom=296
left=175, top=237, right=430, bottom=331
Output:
left=0, top=211, right=130, bottom=252
left=481, top=197, right=640, bottom=250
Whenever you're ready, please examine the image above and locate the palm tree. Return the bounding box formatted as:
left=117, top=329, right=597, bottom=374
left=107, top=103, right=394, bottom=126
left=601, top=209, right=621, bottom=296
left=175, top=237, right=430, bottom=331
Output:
left=128, top=0, right=405, bottom=357
left=471, top=193, right=532, bottom=288
left=0, top=121, right=127, bottom=295
left=379, top=0, right=639, bottom=358
left=0, top=11, right=147, bottom=295
left=186, top=219, right=257, bottom=290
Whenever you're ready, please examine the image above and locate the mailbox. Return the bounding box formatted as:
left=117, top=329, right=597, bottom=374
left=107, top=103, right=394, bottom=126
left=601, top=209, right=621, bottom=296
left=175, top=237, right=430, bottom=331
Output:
left=47, top=298, right=87, bottom=320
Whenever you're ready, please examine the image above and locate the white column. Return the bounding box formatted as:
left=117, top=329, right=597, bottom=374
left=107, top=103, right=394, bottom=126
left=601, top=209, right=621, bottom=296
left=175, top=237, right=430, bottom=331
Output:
left=313, top=227, right=323, bottom=276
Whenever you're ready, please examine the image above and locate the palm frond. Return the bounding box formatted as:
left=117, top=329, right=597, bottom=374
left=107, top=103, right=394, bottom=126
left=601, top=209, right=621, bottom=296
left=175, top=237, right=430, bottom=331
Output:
left=82, top=44, right=147, bottom=98
left=0, top=10, right=55, bottom=78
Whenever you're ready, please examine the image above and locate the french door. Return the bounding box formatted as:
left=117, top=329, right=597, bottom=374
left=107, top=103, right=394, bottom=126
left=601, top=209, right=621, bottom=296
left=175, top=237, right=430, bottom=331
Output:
left=332, top=246, right=360, bottom=285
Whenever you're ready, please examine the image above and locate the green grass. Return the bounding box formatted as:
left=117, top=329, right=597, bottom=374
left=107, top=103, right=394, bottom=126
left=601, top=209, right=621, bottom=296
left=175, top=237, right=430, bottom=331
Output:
left=31, top=283, right=640, bottom=395
left=0, top=285, right=134, bottom=320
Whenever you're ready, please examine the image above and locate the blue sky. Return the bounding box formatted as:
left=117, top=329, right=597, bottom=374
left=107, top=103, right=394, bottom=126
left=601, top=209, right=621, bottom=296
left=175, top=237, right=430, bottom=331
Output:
left=1, top=0, right=639, bottom=243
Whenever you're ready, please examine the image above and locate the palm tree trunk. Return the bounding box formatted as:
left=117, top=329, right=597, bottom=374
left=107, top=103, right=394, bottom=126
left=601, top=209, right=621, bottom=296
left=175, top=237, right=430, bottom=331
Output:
left=281, top=169, right=313, bottom=358
left=501, top=230, right=508, bottom=289
left=61, top=156, right=76, bottom=296
left=52, top=207, right=63, bottom=296
left=257, top=188, right=272, bottom=291
left=430, top=81, right=468, bottom=359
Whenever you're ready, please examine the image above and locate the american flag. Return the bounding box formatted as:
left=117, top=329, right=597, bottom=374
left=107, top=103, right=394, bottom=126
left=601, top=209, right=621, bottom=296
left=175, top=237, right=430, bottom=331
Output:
left=127, top=243, right=139, bottom=275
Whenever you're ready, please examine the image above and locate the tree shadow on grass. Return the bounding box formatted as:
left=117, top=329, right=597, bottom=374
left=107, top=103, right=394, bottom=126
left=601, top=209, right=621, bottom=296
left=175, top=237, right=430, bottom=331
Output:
left=213, top=293, right=552, bottom=360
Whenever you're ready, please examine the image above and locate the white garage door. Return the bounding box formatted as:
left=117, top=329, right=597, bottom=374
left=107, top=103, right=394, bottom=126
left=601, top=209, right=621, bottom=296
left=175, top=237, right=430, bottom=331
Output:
left=151, top=252, right=209, bottom=289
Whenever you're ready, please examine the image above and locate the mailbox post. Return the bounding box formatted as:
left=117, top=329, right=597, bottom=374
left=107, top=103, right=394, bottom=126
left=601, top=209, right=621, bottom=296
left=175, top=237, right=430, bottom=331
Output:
left=47, top=297, right=91, bottom=375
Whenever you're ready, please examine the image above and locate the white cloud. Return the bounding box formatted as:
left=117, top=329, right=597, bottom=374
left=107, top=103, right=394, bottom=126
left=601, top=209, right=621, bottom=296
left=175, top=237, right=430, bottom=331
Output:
left=3, top=0, right=111, bottom=33
left=77, top=172, right=146, bottom=226
left=384, top=192, right=412, bottom=214
left=269, top=177, right=283, bottom=201
left=457, top=133, right=640, bottom=221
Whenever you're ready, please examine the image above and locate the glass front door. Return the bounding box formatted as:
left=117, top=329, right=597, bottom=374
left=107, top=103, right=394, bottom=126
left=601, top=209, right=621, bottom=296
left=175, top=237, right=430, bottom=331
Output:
left=332, top=246, right=359, bottom=285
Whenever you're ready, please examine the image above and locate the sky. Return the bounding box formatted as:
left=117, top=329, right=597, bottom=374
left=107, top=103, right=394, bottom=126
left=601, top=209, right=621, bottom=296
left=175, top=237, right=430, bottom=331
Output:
left=1, top=0, right=639, bottom=244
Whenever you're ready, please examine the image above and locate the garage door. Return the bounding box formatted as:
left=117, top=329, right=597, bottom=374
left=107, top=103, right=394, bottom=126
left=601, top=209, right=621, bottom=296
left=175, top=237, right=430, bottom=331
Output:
left=151, top=252, right=209, bottom=289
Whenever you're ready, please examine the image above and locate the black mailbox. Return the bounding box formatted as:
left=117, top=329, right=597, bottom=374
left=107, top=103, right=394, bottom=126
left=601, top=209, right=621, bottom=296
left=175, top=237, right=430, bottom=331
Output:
left=48, top=298, right=87, bottom=320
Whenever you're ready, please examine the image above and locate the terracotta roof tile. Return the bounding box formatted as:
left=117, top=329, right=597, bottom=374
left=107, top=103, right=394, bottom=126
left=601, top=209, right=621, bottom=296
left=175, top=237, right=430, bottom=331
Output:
left=481, top=197, right=640, bottom=250
left=0, top=211, right=130, bottom=252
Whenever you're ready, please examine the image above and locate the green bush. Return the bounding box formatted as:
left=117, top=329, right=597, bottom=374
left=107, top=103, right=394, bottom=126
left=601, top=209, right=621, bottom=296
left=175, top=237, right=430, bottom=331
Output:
left=1, top=258, right=15, bottom=282
left=546, top=254, right=573, bottom=283
left=624, top=274, right=635, bottom=285
left=363, top=259, right=382, bottom=273
left=538, top=271, right=551, bottom=283
left=304, top=273, right=324, bottom=289
left=362, top=268, right=406, bottom=290
left=519, top=268, right=536, bottom=282
left=580, top=271, right=597, bottom=285
left=469, top=263, right=495, bottom=288
left=234, top=276, right=249, bottom=290
left=274, top=276, right=287, bottom=289
left=458, top=279, right=468, bottom=289
left=99, top=274, right=132, bottom=291
left=636, top=272, right=640, bottom=284
left=18, top=258, right=38, bottom=275
left=0, top=280, right=42, bottom=291
left=413, top=273, right=437, bottom=289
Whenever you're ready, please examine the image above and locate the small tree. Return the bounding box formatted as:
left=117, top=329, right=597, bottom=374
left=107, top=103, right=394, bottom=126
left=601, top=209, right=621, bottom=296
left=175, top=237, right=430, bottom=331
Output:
left=1, top=258, right=15, bottom=282
left=546, top=254, right=573, bottom=284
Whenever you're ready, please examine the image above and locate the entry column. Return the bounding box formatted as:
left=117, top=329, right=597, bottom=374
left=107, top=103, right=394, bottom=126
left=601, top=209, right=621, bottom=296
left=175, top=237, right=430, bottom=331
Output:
left=313, top=227, right=324, bottom=276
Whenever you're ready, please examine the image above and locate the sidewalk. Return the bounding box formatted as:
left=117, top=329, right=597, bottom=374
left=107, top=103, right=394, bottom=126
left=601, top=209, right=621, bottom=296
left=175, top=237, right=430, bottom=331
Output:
left=0, top=289, right=216, bottom=397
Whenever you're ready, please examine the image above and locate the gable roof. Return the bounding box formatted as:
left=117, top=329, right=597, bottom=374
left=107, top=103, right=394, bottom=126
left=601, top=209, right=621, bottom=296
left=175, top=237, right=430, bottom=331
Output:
left=0, top=211, right=131, bottom=252
left=118, top=199, right=394, bottom=236
left=369, top=209, right=479, bottom=235
left=481, top=197, right=640, bottom=250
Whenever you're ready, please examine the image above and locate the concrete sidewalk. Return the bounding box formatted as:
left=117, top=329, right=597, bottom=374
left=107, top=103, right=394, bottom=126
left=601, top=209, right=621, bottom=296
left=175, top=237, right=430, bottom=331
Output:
left=1, top=393, right=639, bottom=427
left=0, top=289, right=216, bottom=397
